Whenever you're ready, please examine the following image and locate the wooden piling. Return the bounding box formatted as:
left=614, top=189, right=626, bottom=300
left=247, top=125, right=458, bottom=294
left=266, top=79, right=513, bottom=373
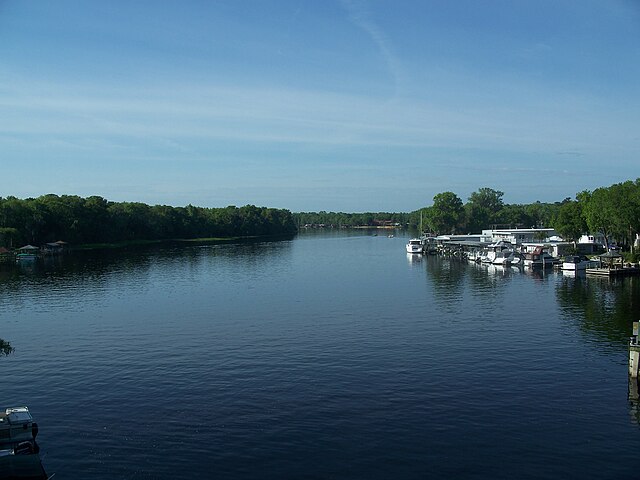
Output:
left=629, top=322, right=640, bottom=377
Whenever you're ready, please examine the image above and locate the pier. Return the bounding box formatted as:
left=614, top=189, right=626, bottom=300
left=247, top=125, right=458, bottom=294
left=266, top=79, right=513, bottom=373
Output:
left=586, top=266, right=640, bottom=277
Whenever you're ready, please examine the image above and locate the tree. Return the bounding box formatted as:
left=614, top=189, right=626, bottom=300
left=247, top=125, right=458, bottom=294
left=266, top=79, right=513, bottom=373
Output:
left=552, top=200, right=587, bottom=247
left=579, top=189, right=614, bottom=251
left=608, top=180, right=640, bottom=253
left=524, top=201, right=558, bottom=228
left=430, top=192, right=464, bottom=234
left=497, top=204, right=534, bottom=228
left=465, top=187, right=504, bottom=232
left=0, top=227, right=19, bottom=248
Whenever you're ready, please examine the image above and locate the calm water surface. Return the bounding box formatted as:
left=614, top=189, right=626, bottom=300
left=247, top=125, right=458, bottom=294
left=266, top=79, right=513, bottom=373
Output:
left=2, top=231, right=640, bottom=479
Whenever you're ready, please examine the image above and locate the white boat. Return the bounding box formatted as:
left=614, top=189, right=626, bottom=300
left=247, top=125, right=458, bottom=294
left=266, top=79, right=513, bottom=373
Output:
left=491, top=249, right=520, bottom=266
left=560, top=255, right=597, bottom=271
left=481, top=241, right=514, bottom=264
left=523, top=247, right=555, bottom=268
left=406, top=238, right=424, bottom=254
left=510, top=253, right=523, bottom=266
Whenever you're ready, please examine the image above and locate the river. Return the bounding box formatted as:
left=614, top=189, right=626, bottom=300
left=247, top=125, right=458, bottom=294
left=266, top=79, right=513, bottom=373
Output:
left=1, top=230, right=640, bottom=479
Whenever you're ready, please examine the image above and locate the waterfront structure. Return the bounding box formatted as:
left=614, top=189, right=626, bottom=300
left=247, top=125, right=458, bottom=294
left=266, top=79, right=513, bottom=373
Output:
left=15, top=245, right=39, bottom=261
left=522, top=241, right=573, bottom=258
left=415, top=227, right=628, bottom=264
left=482, top=228, right=557, bottom=245
left=560, top=255, right=597, bottom=271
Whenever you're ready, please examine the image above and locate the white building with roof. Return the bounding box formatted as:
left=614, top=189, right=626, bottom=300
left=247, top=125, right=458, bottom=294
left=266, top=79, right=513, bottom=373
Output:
left=482, top=228, right=557, bottom=245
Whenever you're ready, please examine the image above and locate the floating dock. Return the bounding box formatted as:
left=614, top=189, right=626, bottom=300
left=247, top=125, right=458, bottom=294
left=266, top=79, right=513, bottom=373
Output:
left=586, top=267, right=640, bottom=277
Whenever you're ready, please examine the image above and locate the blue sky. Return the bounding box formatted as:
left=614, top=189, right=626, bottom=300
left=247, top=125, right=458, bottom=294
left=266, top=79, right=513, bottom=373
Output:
left=1, top=0, right=639, bottom=212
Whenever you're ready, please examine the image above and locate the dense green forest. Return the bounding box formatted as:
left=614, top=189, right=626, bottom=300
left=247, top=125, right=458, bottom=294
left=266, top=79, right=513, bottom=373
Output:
left=415, top=181, right=640, bottom=252
left=2, top=179, right=638, bottom=252
left=293, top=211, right=411, bottom=228
left=0, top=195, right=297, bottom=247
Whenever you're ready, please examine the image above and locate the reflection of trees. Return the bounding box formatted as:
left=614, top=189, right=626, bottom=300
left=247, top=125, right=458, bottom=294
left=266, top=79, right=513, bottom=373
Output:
left=424, top=256, right=467, bottom=301
left=555, top=275, right=640, bottom=345
left=0, top=338, right=14, bottom=356
left=425, top=257, right=528, bottom=309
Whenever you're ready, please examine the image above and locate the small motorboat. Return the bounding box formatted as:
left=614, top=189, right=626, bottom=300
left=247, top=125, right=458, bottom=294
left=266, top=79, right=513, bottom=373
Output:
left=0, top=406, right=48, bottom=479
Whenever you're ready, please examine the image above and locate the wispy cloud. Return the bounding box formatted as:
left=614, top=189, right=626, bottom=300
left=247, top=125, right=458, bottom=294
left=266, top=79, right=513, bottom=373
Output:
left=1, top=70, right=638, bottom=174
left=339, top=0, right=404, bottom=96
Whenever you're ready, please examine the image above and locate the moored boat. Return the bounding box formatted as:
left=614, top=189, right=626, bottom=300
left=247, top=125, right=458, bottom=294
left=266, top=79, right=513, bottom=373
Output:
left=560, top=255, right=597, bottom=271
left=491, top=249, right=520, bottom=266
left=523, top=246, right=555, bottom=268
left=0, top=406, right=47, bottom=479
left=406, top=238, right=424, bottom=254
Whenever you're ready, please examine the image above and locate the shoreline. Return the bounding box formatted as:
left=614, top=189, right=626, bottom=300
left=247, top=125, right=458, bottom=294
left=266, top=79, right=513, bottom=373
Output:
left=73, top=234, right=294, bottom=251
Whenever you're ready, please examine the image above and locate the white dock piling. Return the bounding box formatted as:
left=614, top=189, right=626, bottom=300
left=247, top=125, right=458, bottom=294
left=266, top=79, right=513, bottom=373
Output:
left=629, top=322, right=640, bottom=377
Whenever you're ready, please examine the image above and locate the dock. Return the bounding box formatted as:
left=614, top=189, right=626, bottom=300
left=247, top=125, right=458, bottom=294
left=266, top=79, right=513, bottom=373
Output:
left=586, top=266, right=640, bottom=277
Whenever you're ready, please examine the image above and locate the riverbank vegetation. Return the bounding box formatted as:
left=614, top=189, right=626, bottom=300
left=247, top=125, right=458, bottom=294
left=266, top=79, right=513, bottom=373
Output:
left=415, top=180, right=640, bottom=253
left=0, top=339, right=14, bottom=356
left=0, top=195, right=297, bottom=247
left=293, top=211, right=411, bottom=228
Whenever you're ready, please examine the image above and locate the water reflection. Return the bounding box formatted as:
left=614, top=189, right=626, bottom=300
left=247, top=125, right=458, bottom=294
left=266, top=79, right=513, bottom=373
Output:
left=555, top=274, right=640, bottom=346
left=0, top=238, right=295, bottom=315
left=424, top=256, right=467, bottom=301
left=4, top=232, right=640, bottom=478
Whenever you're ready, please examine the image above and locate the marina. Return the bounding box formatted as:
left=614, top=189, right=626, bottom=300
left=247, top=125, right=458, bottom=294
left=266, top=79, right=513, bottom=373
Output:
left=406, top=227, right=639, bottom=277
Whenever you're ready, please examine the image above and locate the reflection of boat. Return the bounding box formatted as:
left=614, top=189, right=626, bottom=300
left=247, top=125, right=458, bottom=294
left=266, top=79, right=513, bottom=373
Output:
left=467, top=250, right=481, bottom=263
left=406, top=238, right=423, bottom=254
left=406, top=252, right=422, bottom=263
left=523, top=247, right=555, bottom=268
left=560, top=255, right=596, bottom=271
left=0, top=406, right=47, bottom=479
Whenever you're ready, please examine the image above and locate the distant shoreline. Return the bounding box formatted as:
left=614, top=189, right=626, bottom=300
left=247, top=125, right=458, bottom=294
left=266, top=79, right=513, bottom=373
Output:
left=74, top=234, right=293, bottom=251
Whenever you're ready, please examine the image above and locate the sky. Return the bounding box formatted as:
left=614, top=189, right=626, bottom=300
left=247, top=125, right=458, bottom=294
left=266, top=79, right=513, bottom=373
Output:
left=1, top=0, right=639, bottom=212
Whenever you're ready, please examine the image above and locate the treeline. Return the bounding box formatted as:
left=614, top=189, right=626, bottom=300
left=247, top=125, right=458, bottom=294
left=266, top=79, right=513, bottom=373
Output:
left=293, top=211, right=411, bottom=227
left=560, top=179, right=640, bottom=251
left=415, top=187, right=560, bottom=234
left=417, top=180, right=640, bottom=252
left=0, top=194, right=297, bottom=247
